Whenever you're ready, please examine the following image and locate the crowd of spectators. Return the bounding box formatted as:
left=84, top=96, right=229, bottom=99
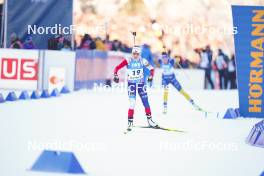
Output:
left=9, top=33, right=40, bottom=49
left=78, top=34, right=131, bottom=53
left=9, top=32, right=132, bottom=52
left=195, top=45, right=237, bottom=90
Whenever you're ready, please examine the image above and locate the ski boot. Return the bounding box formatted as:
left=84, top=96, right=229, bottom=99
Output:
left=146, top=114, right=159, bottom=128
left=127, top=119, right=133, bottom=132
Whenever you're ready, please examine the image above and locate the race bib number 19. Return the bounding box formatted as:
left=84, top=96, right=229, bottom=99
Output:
left=128, top=69, right=143, bottom=80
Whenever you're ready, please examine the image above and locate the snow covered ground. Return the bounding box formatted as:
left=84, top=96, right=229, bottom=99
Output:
left=0, top=89, right=263, bottom=176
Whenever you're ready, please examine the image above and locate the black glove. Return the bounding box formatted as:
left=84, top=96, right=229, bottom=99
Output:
left=113, top=74, right=119, bottom=83
left=147, top=76, right=153, bottom=83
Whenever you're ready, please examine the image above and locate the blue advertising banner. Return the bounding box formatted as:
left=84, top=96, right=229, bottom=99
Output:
left=75, top=50, right=108, bottom=90
left=232, top=5, right=264, bottom=118
left=6, top=0, right=73, bottom=49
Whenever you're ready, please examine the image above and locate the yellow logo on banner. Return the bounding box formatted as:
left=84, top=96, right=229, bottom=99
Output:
left=249, top=10, right=264, bottom=113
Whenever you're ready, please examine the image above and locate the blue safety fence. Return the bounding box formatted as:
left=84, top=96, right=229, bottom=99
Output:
left=0, top=86, right=69, bottom=103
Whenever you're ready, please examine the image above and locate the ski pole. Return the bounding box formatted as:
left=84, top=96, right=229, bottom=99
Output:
left=131, top=31, right=136, bottom=46
left=175, top=60, right=191, bottom=80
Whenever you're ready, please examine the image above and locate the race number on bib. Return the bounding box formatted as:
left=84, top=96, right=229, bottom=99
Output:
left=127, top=69, right=143, bottom=80
left=162, top=65, right=174, bottom=75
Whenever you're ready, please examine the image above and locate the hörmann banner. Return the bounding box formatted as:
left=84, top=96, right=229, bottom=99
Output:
left=232, top=5, right=264, bottom=118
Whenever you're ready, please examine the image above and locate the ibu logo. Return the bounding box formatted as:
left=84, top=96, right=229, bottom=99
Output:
left=131, top=62, right=141, bottom=68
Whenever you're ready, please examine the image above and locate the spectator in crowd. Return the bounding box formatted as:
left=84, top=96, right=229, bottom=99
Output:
left=79, top=33, right=96, bottom=49
left=10, top=33, right=23, bottom=49
left=195, top=45, right=214, bottom=89
left=57, top=35, right=65, bottom=50
left=48, top=35, right=71, bottom=50
left=48, top=35, right=58, bottom=50
left=175, top=55, right=190, bottom=68
left=111, top=39, right=122, bottom=51
left=141, top=44, right=154, bottom=85
left=227, top=54, right=237, bottom=89
left=95, top=37, right=106, bottom=50
left=120, top=43, right=131, bottom=53
left=81, top=40, right=90, bottom=49
left=61, top=40, right=71, bottom=51
left=104, top=34, right=113, bottom=51
left=215, top=49, right=228, bottom=89
left=23, top=35, right=35, bottom=49
left=141, top=44, right=154, bottom=65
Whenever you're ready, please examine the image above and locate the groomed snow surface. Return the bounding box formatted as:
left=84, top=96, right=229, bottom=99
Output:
left=0, top=89, right=263, bottom=176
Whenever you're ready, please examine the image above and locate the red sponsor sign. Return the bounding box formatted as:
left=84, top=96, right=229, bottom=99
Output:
left=0, top=58, right=38, bottom=80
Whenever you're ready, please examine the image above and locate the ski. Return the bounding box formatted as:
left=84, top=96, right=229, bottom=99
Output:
left=193, top=104, right=220, bottom=118
left=123, top=128, right=133, bottom=134
left=197, top=108, right=220, bottom=118
left=135, top=125, right=185, bottom=133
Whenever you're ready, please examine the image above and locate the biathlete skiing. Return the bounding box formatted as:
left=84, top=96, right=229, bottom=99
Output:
left=113, top=45, right=159, bottom=132
left=158, top=51, right=202, bottom=114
